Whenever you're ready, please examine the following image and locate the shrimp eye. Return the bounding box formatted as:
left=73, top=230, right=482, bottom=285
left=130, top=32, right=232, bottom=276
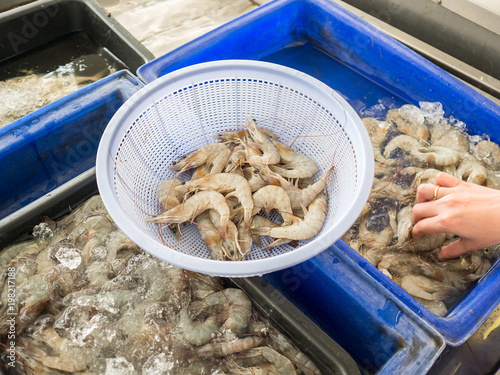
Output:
left=253, top=169, right=260, bottom=173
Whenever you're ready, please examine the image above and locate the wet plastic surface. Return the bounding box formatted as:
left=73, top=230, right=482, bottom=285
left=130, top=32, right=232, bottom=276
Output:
left=0, top=70, right=144, bottom=225
left=137, top=0, right=500, bottom=346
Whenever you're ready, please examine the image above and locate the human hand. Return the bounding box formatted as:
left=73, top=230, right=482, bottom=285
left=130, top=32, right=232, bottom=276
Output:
left=412, top=172, right=500, bottom=259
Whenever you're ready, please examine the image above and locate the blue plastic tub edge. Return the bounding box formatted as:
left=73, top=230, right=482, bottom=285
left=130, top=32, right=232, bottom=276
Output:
left=264, top=244, right=445, bottom=374
left=0, top=70, right=145, bottom=219
left=335, top=239, right=500, bottom=346
left=135, top=0, right=500, bottom=346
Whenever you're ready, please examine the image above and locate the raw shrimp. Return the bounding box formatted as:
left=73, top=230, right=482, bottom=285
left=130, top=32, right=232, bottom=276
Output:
left=216, top=128, right=250, bottom=144
left=430, top=122, right=469, bottom=154
left=263, top=166, right=334, bottom=211
left=412, top=146, right=460, bottom=166
left=229, top=346, right=297, bottom=375
left=245, top=118, right=280, bottom=166
left=158, top=179, right=184, bottom=211
left=396, top=206, right=413, bottom=246
left=358, top=217, right=394, bottom=250
left=470, top=140, right=500, bottom=170
left=412, top=168, right=441, bottom=186
left=400, top=274, right=458, bottom=301
left=25, top=327, right=89, bottom=372
left=243, top=166, right=268, bottom=192
left=237, top=221, right=253, bottom=259
left=195, top=336, right=263, bottom=357
left=250, top=215, right=280, bottom=248
left=169, top=143, right=231, bottom=174
left=455, top=159, right=487, bottom=185
left=191, top=288, right=252, bottom=334
left=268, top=138, right=318, bottom=179
left=386, top=105, right=430, bottom=140
left=177, top=307, right=220, bottom=346
left=0, top=240, right=39, bottom=270
left=103, top=230, right=139, bottom=260
left=175, top=173, right=253, bottom=226
left=414, top=297, right=448, bottom=317
left=253, top=192, right=327, bottom=246
left=209, top=210, right=240, bottom=259
left=268, top=326, right=322, bottom=375
left=225, top=144, right=247, bottom=173
left=377, top=252, right=425, bottom=282
left=252, top=185, right=297, bottom=226
left=383, top=134, right=423, bottom=159
left=196, top=212, right=227, bottom=261
left=371, top=177, right=414, bottom=201
left=63, top=195, right=110, bottom=226
left=362, top=117, right=396, bottom=164
left=401, top=233, right=447, bottom=253
left=146, top=190, right=230, bottom=235
left=192, top=163, right=210, bottom=179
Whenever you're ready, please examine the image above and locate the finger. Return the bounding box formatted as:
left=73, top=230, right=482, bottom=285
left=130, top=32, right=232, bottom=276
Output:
left=438, top=238, right=477, bottom=260
left=411, top=201, right=441, bottom=226
left=416, top=183, right=450, bottom=203
left=435, top=172, right=463, bottom=188
left=411, top=215, right=447, bottom=238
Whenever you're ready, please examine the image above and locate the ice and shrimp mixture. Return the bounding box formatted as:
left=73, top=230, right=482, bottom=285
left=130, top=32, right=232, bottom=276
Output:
left=343, top=101, right=500, bottom=316
left=0, top=196, right=321, bottom=374
left=149, top=117, right=330, bottom=261
left=0, top=54, right=116, bottom=129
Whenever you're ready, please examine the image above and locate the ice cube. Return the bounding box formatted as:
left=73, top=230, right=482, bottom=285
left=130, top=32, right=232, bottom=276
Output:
left=142, top=353, right=175, bottom=375
left=360, top=103, right=386, bottom=120
left=105, top=357, right=135, bottom=375
left=55, top=246, right=82, bottom=270
left=419, top=101, right=445, bottom=125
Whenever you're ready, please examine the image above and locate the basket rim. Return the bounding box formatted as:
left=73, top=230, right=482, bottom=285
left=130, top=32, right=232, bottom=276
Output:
left=96, top=59, right=374, bottom=277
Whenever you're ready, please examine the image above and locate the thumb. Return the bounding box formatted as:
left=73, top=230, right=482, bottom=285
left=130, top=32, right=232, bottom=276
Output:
left=438, top=238, right=476, bottom=260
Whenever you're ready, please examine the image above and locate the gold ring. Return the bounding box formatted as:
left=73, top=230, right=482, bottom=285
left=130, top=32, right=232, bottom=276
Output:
left=433, top=185, right=440, bottom=201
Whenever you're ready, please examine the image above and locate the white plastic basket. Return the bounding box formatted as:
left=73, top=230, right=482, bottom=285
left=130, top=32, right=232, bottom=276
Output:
left=96, top=60, right=374, bottom=277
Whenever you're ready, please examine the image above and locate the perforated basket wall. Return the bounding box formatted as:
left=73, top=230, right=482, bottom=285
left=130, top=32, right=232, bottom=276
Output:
left=97, top=60, right=374, bottom=277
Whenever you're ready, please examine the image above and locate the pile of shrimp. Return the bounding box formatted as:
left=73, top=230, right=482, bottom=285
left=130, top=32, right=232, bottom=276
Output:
left=0, top=195, right=322, bottom=374
left=148, top=117, right=331, bottom=261
left=342, top=102, right=500, bottom=316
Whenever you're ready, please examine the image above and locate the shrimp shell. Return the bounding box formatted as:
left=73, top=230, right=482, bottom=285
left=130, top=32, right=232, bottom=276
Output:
left=146, top=190, right=230, bottom=235
left=263, top=166, right=334, bottom=211
left=412, top=146, right=460, bottom=167
left=175, top=173, right=254, bottom=226
left=195, top=336, right=263, bottom=357
left=196, top=212, right=226, bottom=261
left=268, top=138, right=318, bottom=179
left=383, top=134, right=423, bottom=159
left=191, top=288, right=253, bottom=334
left=169, top=143, right=231, bottom=174
left=252, top=185, right=297, bottom=226
left=245, top=117, right=280, bottom=166
left=253, top=192, right=327, bottom=242
left=456, top=159, right=487, bottom=185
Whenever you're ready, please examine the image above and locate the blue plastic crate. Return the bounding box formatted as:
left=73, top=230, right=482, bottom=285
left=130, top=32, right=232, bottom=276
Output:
left=265, top=248, right=444, bottom=374
left=0, top=70, right=144, bottom=219
left=137, top=0, right=500, bottom=346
